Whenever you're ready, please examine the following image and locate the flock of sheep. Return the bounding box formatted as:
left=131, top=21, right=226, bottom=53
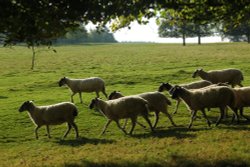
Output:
left=19, top=68, right=250, bottom=139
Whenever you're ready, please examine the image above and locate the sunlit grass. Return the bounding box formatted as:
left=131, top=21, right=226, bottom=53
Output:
left=0, top=43, right=250, bottom=167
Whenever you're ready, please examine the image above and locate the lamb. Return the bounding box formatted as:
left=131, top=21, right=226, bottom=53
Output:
left=18, top=101, right=79, bottom=139
left=192, top=68, right=244, bottom=87
left=89, top=97, right=154, bottom=135
left=170, top=85, right=238, bottom=128
left=59, top=77, right=108, bottom=103
left=231, top=87, right=250, bottom=122
left=158, top=80, right=213, bottom=114
left=108, top=91, right=176, bottom=128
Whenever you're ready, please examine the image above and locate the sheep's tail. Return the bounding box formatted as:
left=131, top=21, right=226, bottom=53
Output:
left=73, top=108, right=78, bottom=117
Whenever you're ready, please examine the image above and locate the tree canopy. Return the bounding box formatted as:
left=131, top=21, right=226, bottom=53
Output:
left=0, top=0, right=249, bottom=46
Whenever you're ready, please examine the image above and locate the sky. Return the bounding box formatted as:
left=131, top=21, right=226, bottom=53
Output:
left=87, top=18, right=229, bottom=43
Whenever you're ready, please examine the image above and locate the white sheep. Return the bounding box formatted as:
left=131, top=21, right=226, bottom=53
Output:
left=108, top=91, right=176, bottom=128
left=59, top=77, right=108, bottom=103
left=19, top=101, right=79, bottom=139
left=89, top=97, right=154, bottom=135
left=158, top=80, right=213, bottom=114
left=170, top=85, right=238, bottom=128
left=192, top=68, right=244, bottom=87
left=231, top=87, right=250, bottom=122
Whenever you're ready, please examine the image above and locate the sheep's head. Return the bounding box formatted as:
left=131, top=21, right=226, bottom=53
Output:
left=108, top=91, right=123, bottom=100
left=158, top=83, right=172, bottom=92
left=170, top=86, right=183, bottom=99
left=19, top=101, right=33, bottom=112
left=192, top=69, right=203, bottom=78
left=89, top=98, right=98, bottom=109
left=58, top=77, right=67, bottom=87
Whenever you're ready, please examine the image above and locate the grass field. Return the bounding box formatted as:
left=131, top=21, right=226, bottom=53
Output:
left=0, top=43, right=250, bottom=167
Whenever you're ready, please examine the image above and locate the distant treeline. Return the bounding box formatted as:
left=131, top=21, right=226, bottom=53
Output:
left=54, top=26, right=117, bottom=45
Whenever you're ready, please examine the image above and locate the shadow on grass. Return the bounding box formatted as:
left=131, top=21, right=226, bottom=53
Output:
left=130, top=126, right=207, bottom=139
left=55, top=136, right=115, bottom=147
left=0, top=96, right=8, bottom=99
left=64, top=156, right=249, bottom=167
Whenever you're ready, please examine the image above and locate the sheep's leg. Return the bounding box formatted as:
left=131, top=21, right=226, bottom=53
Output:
left=201, top=109, right=211, bottom=127
left=162, top=110, right=177, bottom=127
left=102, top=88, right=108, bottom=98
left=101, top=119, right=112, bottom=135
left=188, top=110, right=197, bottom=129
left=71, top=93, right=76, bottom=103
left=71, top=122, right=79, bottom=139
left=79, top=92, right=83, bottom=103
left=63, top=123, right=72, bottom=138
left=153, top=111, right=159, bottom=128
left=115, top=120, right=127, bottom=135
left=231, top=108, right=237, bottom=123
left=230, top=107, right=240, bottom=124
left=142, top=114, right=154, bottom=132
left=136, top=121, right=146, bottom=128
left=216, top=107, right=225, bottom=126
left=46, top=125, right=51, bottom=138
left=96, top=91, right=100, bottom=98
left=34, top=125, right=41, bottom=139
left=239, top=107, right=250, bottom=121
left=129, top=117, right=137, bottom=135
left=173, top=100, right=180, bottom=114
left=122, top=119, right=128, bottom=129
left=224, top=106, right=229, bottom=118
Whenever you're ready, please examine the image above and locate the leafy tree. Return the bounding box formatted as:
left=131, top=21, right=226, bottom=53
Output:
left=158, top=9, right=215, bottom=45
left=219, top=22, right=250, bottom=43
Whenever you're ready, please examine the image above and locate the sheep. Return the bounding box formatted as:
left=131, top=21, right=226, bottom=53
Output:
left=170, top=85, right=238, bottom=129
left=231, top=87, right=250, bottom=122
left=158, top=80, right=213, bottom=114
left=18, top=101, right=79, bottom=139
left=192, top=68, right=244, bottom=88
left=58, top=77, right=108, bottom=103
left=89, top=97, right=154, bottom=135
left=108, top=91, right=176, bottom=128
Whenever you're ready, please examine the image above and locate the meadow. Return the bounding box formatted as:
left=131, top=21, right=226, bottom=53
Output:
left=0, top=43, right=250, bottom=167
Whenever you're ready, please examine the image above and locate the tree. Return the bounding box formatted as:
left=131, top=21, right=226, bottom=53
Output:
left=158, top=10, right=215, bottom=45
left=219, top=22, right=250, bottom=43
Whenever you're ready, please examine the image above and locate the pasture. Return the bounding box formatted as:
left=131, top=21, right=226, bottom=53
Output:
left=0, top=43, right=250, bottom=167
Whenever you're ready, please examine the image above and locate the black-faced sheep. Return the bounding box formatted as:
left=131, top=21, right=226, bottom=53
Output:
left=170, top=86, right=238, bottom=128
left=192, top=68, right=244, bottom=87
left=89, top=97, right=154, bottom=135
left=158, top=80, right=213, bottom=114
left=19, top=101, right=79, bottom=139
left=108, top=91, right=176, bottom=128
left=59, top=77, right=108, bottom=103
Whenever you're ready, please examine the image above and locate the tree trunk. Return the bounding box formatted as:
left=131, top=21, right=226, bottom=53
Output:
left=182, top=32, right=186, bottom=46
left=198, top=35, right=201, bottom=45
left=248, top=34, right=250, bottom=43
left=31, top=45, right=35, bottom=70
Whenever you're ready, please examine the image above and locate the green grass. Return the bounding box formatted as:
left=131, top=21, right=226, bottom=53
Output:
left=0, top=43, right=250, bottom=167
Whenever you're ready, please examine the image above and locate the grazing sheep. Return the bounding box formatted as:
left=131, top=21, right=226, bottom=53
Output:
left=89, top=97, right=154, bottom=135
left=231, top=87, right=250, bottom=122
left=158, top=80, right=213, bottom=114
left=192, top=68, right=244, bottom=87
left=59, top=77, right=108, bottom=103
left=109, top=91, right=176, bottom=128
left=170, top=85, right=238, bottom=128
left=18, top=101, right=79, bottom=139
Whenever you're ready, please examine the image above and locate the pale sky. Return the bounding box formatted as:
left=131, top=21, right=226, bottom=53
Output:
left=87, top=18, right=228, bottom=43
